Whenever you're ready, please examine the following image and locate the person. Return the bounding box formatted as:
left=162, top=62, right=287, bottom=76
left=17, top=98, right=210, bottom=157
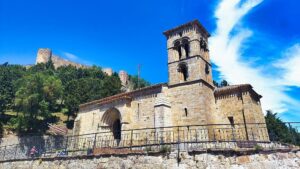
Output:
left=30, top=146, right=38, bottom=158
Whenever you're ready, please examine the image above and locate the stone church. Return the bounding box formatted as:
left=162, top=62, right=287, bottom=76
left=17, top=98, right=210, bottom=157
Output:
left=73, top=20, right=267, bottom=142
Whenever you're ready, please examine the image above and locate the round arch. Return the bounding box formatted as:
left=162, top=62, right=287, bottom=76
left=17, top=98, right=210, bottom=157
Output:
left=173, top=40, right=182, bottom=59
left=181, top=38, right=190, bottom=57
left=177, top=62, right=189, bottom=81
left=101, top=107, right=122, bottom=140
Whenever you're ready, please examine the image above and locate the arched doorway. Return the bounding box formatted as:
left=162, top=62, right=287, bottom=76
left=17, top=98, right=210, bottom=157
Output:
left=101, top=108, right=122, bottom=143
left=112, top=119, right=121, bottom=140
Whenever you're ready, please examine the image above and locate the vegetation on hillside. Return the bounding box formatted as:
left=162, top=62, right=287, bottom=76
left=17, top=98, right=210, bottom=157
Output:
left=265, top=110, right=300, bottom=146
left=128, top=75, right=151, bottom=90
left=0, top=61, right=150, bottom=135
left=213, top=80, right=229, bottom=87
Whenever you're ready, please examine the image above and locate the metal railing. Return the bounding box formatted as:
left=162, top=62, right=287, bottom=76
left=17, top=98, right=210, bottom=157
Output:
left=0, top=122, right=299, bottom=161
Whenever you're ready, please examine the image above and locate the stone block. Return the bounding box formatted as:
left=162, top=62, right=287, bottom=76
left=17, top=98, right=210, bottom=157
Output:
left=236, top=155, right=251, bottom=164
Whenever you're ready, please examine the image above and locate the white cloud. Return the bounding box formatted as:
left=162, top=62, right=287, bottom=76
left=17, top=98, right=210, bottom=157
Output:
left=210, top=0, right=300, bottom=113
left=62, top=52, right=93, bottom=66
left=63, top=52, right=79, bottom=61
left=276, top=44, right=300, bottom=87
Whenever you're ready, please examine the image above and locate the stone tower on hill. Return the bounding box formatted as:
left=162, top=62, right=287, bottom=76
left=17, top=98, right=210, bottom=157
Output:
left=35, top=48, right=129, bottom=86
left=36, top=48, right=52, bottom=64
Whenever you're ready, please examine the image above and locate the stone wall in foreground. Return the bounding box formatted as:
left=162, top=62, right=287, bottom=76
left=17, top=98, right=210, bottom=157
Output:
left=0, top=151, right=300, bottom=169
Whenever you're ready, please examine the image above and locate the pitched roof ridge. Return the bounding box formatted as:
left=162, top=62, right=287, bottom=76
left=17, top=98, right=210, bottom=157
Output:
left=215, top=84, right=251, bottom=91
left=79, top=83, right=167, bottom=108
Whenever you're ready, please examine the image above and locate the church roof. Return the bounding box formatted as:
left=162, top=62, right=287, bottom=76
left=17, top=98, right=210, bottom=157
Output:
left=79, top=83, right=167, bottom=109
left=163, top=19, right=210, bottom=37
left=214, top=84, right=262, bottom=100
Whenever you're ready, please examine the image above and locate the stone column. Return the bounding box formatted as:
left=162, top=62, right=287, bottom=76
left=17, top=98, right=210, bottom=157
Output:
left=154, top=93, right=171, bottom=143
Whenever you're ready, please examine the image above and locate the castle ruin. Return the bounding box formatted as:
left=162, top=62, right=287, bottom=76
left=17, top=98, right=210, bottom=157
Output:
left=36, top=48, right=129, bottom=86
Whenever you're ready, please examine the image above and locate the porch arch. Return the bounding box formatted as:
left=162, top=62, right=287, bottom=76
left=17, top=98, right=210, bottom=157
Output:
left=101, top=107, right=122, bottom=140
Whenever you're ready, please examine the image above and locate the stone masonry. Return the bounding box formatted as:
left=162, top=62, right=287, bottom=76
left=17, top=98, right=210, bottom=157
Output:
left=1, top=151, right=300, bottom=169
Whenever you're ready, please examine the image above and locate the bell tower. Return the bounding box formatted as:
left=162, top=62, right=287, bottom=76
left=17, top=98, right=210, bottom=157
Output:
left=163, top=20, right=212, bottom=86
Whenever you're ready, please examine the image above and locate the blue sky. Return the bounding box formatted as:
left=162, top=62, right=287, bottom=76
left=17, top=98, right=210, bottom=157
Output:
left=0, top=0, right=299, bottom=121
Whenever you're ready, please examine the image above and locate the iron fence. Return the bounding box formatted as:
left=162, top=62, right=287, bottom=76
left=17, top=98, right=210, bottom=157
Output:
left=0, top=122, right=299, bottom=161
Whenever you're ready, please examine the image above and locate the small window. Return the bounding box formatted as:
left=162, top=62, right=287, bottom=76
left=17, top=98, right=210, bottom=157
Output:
left=200, top=38, right=208, bottom=51
left=137, top=103, right=140, bottom=119
left=184, top=108, right=188, bottom=117
left=228, top=116, right=234, bottom=127
left=205, top=63, right=210, bottom=74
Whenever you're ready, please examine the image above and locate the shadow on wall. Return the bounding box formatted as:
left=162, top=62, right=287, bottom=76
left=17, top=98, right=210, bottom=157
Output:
left=0, top=122, right=3, bottom=144
left=18, top=135, right=65, bottom=156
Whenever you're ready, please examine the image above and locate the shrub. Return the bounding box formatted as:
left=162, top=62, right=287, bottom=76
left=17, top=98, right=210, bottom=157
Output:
left=159, top=145, right=171, bottom=153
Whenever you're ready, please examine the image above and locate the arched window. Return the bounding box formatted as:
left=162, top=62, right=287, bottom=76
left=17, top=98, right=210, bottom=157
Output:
left=200, top=38, right=209, bottom=51
left=178, top=63, right=188, bottom=81
left=182, top=39, right=190, bottom=57
left=174, top=41, right=182, bottom=60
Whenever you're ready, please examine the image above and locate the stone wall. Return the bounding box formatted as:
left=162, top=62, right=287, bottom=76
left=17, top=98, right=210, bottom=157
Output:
left=215, top=89, right=268, bottom=141
left=167, top=81, right=214, bottom=127
left=75, top=87, right=163, bottom=136
left=0, top=151, right=299, bottom=169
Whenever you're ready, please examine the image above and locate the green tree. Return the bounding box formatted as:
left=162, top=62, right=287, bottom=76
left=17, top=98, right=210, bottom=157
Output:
left=56, top=65, right=78, bottom=86
left=101, top=74, right=122, bottom=97
left=0, top=64, right=25, bottom=115
left=63, top=80, right=81, bottom=128
left=212, top=80, right=229, bottom=88
left=265, top=110, right=300, bottom=145
left=12, top=73, right=63, bottom=133
left=63, top=75, right=122, bottom=128
left=213, top=80, right=219, bottom=87
left=128, top=75, right=150, bottom=90
left=27, top=60, right=54, bottom=75
left=220, top=80, right=229, bottom=87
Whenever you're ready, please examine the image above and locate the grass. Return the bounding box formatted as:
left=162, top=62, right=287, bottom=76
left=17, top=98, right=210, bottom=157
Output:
left=53, top=112, right=69, bottom=125
left=4, top=111, right=17, bottom=116
left=3, top=109, right=70, bottom=128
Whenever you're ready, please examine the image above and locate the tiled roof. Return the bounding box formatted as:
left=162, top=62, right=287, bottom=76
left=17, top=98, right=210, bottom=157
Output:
left=163, top=19, right=210, bottom=37
left=79, top=83, right=167, bottom=109
left=214, top=84, right=262, bottom=99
